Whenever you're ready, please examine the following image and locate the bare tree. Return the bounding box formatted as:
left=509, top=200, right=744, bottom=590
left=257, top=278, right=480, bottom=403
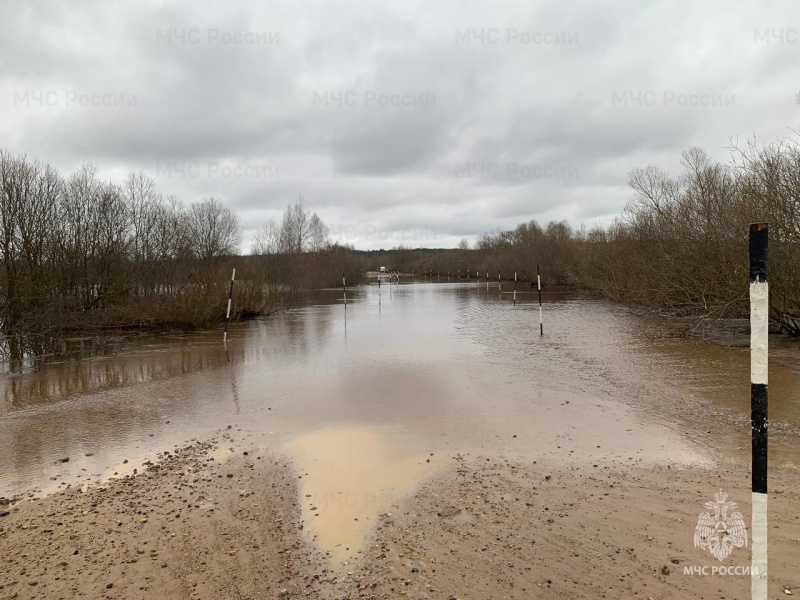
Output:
left=279, top=196, right=311, bottom=254
left=123, top=171, right=159, bottom=264
left=251, top=219, right=281, bottom=255
left=308, top=213, right=329, bottom=252
left=184, top=197, right=241, bottom=260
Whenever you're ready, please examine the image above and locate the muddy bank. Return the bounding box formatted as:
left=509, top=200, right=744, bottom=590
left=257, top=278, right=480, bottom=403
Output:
left=358, top=457, right=800, bottom=599
left=0, top=440, right=319, bottom=600
left=2, top=438, right=798, bottom=600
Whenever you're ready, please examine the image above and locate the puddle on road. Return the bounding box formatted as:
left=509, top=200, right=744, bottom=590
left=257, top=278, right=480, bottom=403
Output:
left=283, top=425, right=443, bottom=564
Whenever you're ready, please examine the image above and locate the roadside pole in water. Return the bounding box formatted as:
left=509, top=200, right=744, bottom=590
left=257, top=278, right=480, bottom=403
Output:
left=513, top=272, right=517, bottom=306
left=749, top=223, right=768, bottom=600
left=223, top=268, right=236, bottom=343
left=342, top=272, right=347, bottom=309
left=537, top=264, right=543, bottom=336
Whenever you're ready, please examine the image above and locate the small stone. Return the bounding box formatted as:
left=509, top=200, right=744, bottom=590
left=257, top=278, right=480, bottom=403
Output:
left=660, top=566, right=670, bottom=575
left=279, top=589, right=289, bottom=598
left=58, top=457, right=70, bottom=463
left=411, top=567, right=419, bottom=573
left=0, top=510, right=9, bottom=517
left=106, top=583, right=113, bottom=589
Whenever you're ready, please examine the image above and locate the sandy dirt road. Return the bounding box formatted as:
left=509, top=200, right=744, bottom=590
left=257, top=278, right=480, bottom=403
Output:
left=1, top=436, right=798, bottom=600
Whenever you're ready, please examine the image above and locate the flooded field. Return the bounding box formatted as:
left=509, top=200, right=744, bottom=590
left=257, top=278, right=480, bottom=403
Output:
left=2, top=280, right=800, bottom=565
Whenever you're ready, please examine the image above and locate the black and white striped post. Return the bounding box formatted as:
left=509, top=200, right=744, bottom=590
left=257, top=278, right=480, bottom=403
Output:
left=342, top=272, right=347, bottom=309
left=749, top=223, right=768, bottom=600
left=223, top=268, right=236, bottom=343
left=513, top=271, right=517, bottom=306
left=537, top=264, right=543, bottom=336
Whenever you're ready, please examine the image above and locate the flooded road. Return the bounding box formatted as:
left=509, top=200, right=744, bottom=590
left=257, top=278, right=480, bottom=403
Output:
left=2, top=281, right=799, bottom=562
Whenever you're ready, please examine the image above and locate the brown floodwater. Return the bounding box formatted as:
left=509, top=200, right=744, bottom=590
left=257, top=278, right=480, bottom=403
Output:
left=1, top=281, right=799, bottom=561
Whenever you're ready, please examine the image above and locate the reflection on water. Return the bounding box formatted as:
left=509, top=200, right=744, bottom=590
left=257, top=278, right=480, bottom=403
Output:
left=0, top=334, right=139, bottom=377
left=2, top=334, right=231, bottom=408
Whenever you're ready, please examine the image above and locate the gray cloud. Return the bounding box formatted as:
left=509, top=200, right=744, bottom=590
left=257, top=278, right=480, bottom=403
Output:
left=2, top=0, right=798, bottom=250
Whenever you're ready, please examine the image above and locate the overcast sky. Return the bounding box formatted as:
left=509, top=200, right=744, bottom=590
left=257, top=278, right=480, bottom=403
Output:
left=1, top=0, right=797, bottom=250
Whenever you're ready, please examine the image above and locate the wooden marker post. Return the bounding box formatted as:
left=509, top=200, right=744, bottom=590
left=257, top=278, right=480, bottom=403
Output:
left=223, top=268, right=236, bottom=343
left=749, top=223, right=768, bottom=600
left=537, top=264, right=543, bottom=336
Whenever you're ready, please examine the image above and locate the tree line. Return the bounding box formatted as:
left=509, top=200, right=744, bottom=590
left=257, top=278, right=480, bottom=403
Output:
left=401, top=141, right=800, bottom=335
left=0, top=148, right=361, bottom=339
left=4, top=137, right=799, bottom=341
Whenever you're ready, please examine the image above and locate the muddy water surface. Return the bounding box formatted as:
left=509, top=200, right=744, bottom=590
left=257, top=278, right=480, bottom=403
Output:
left=2, top=281, right=799, bottom=561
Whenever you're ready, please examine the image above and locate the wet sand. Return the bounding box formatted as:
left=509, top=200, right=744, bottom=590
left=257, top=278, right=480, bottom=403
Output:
left=1, top=437, right=799, bottom=599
